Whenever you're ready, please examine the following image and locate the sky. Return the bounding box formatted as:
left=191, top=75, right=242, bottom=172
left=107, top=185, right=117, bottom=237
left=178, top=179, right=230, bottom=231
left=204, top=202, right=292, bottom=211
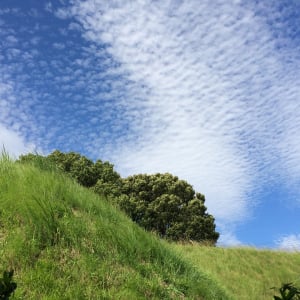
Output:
left=1, top=0, right=300, bottom=250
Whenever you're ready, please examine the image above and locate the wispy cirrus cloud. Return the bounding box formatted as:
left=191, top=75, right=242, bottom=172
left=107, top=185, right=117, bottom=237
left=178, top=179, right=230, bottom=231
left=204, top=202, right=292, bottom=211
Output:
left=63, top=0, right=300, bottom=240
left=276, top=234, right=300, bottom=252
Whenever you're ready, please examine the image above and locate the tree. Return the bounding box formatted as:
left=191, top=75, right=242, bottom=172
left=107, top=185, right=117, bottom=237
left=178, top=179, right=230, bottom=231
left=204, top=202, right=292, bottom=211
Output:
left=92, top=161, right=122, bottom=198
left=18, top=153, right=55, bottom=171
left=48, top=150, right=98, bottom=187
left=118, top=173, right=219, bottom=244
left=47, top=151, right=123, bottom=196
left=19, top=151, right=122, bottom=196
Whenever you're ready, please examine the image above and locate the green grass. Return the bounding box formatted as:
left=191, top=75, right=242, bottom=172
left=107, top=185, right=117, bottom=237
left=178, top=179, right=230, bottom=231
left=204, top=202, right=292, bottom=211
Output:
left=174, top=243, right=300, bottom=300
left=0, top=155, right=229, bottom=299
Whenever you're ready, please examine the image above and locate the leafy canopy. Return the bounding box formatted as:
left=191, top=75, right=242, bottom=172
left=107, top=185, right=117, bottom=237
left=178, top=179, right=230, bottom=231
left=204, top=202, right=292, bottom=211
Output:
left=119, top=173, right=219, bottom=243
left=19, top=150, right=122, bottom=195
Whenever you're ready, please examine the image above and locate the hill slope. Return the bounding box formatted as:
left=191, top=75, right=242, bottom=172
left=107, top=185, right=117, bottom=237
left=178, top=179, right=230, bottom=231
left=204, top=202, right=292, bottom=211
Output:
left=0, top=155, right=229, bottom=299
left=174, top=244, right=300, bottom=299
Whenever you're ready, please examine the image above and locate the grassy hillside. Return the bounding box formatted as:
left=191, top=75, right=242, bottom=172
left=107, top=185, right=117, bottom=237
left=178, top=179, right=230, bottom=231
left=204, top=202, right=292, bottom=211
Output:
left=174, top=243, right=300, bottom=299
left=0, top=155, right=229, bottom=299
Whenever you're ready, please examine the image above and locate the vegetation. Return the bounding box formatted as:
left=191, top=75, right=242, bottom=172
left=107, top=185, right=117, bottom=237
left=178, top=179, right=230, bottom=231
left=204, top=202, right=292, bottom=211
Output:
left=272, top=282, right=300, bottom=300
left=18, top=151, right=219, bottom=244
left=120, top=173, right=219, bottom=243
left=0, top=270, right=17, bottom=299
left=19, top=150, right=122, bottom=193
left=1, top=154, right=228, bottom=299
left=174, top=243, right=300, bottom=299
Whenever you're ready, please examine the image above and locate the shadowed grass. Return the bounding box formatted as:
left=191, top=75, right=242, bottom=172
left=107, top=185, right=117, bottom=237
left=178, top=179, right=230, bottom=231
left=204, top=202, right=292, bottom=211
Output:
left=0, top=155, right=229, bottom=299
left=174, top=243, right=300, bottom=299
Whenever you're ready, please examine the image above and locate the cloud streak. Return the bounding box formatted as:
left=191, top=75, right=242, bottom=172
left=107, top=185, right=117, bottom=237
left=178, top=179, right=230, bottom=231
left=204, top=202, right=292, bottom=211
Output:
left=277, top=234, right=300, bottom=252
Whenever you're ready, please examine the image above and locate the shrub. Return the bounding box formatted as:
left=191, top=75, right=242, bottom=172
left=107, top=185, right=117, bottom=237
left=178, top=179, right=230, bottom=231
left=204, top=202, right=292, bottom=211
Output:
left=272, top=282, right=300, bottom=300
left=0, top=270, right=17, bottom=299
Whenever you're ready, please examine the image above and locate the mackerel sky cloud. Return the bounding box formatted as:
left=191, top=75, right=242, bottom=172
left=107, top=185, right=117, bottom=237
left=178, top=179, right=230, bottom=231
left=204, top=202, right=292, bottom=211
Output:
left=1, top=0, right=300, bottom=248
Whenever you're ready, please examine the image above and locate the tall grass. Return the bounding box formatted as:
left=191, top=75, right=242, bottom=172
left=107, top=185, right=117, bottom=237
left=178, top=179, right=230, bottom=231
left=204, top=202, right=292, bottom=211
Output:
left=174, top=243, right=300, bottom=299
left=0, top=155, right=229, bottom=299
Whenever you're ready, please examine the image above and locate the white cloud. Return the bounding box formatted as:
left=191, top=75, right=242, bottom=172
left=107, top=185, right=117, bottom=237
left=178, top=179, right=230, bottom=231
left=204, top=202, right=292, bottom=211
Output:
left=276, top=234, right=300, bottom=252
left=0, top=124, right=34, bottom=158
left=45, top=3, right=53, bottom=13
left=53, top=42, right=65, bottom=50
left=68, top=22, right=82, bottom=31
left=6, top=35, right=18, bottom=45
left=54, top=7, right=72, bottom=19
left=218, top=230, right=243, bottom=247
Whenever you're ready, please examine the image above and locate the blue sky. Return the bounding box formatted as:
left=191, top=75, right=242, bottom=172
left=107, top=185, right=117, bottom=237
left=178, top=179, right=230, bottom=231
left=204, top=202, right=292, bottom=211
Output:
left=1, top=0, right=300, bottom=250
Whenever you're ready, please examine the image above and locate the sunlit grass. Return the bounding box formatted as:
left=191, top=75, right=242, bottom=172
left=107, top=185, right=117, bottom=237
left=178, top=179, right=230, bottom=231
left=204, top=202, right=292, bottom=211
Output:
left=174, top=243, right=300, bottom=299
left=0, top=155, right=229, bottom=299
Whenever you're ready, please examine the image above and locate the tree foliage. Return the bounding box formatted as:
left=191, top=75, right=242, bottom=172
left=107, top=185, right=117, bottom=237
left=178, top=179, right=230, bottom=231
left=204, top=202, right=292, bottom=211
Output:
left=19, top=151, right=122, bottom=196
left=118, top=173, right=219, bottom=243
left=48, top=150, right=97, bottom=187
left=92, top=160, right=122, bottom=198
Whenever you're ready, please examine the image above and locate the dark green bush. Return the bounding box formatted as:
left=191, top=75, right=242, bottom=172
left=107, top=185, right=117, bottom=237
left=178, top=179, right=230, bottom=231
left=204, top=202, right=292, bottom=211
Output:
left=272, top=282, right=300, bottom=300
left=119, top=173, right=219, bottom=243
left=0, top=270, right=17, bottom=299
